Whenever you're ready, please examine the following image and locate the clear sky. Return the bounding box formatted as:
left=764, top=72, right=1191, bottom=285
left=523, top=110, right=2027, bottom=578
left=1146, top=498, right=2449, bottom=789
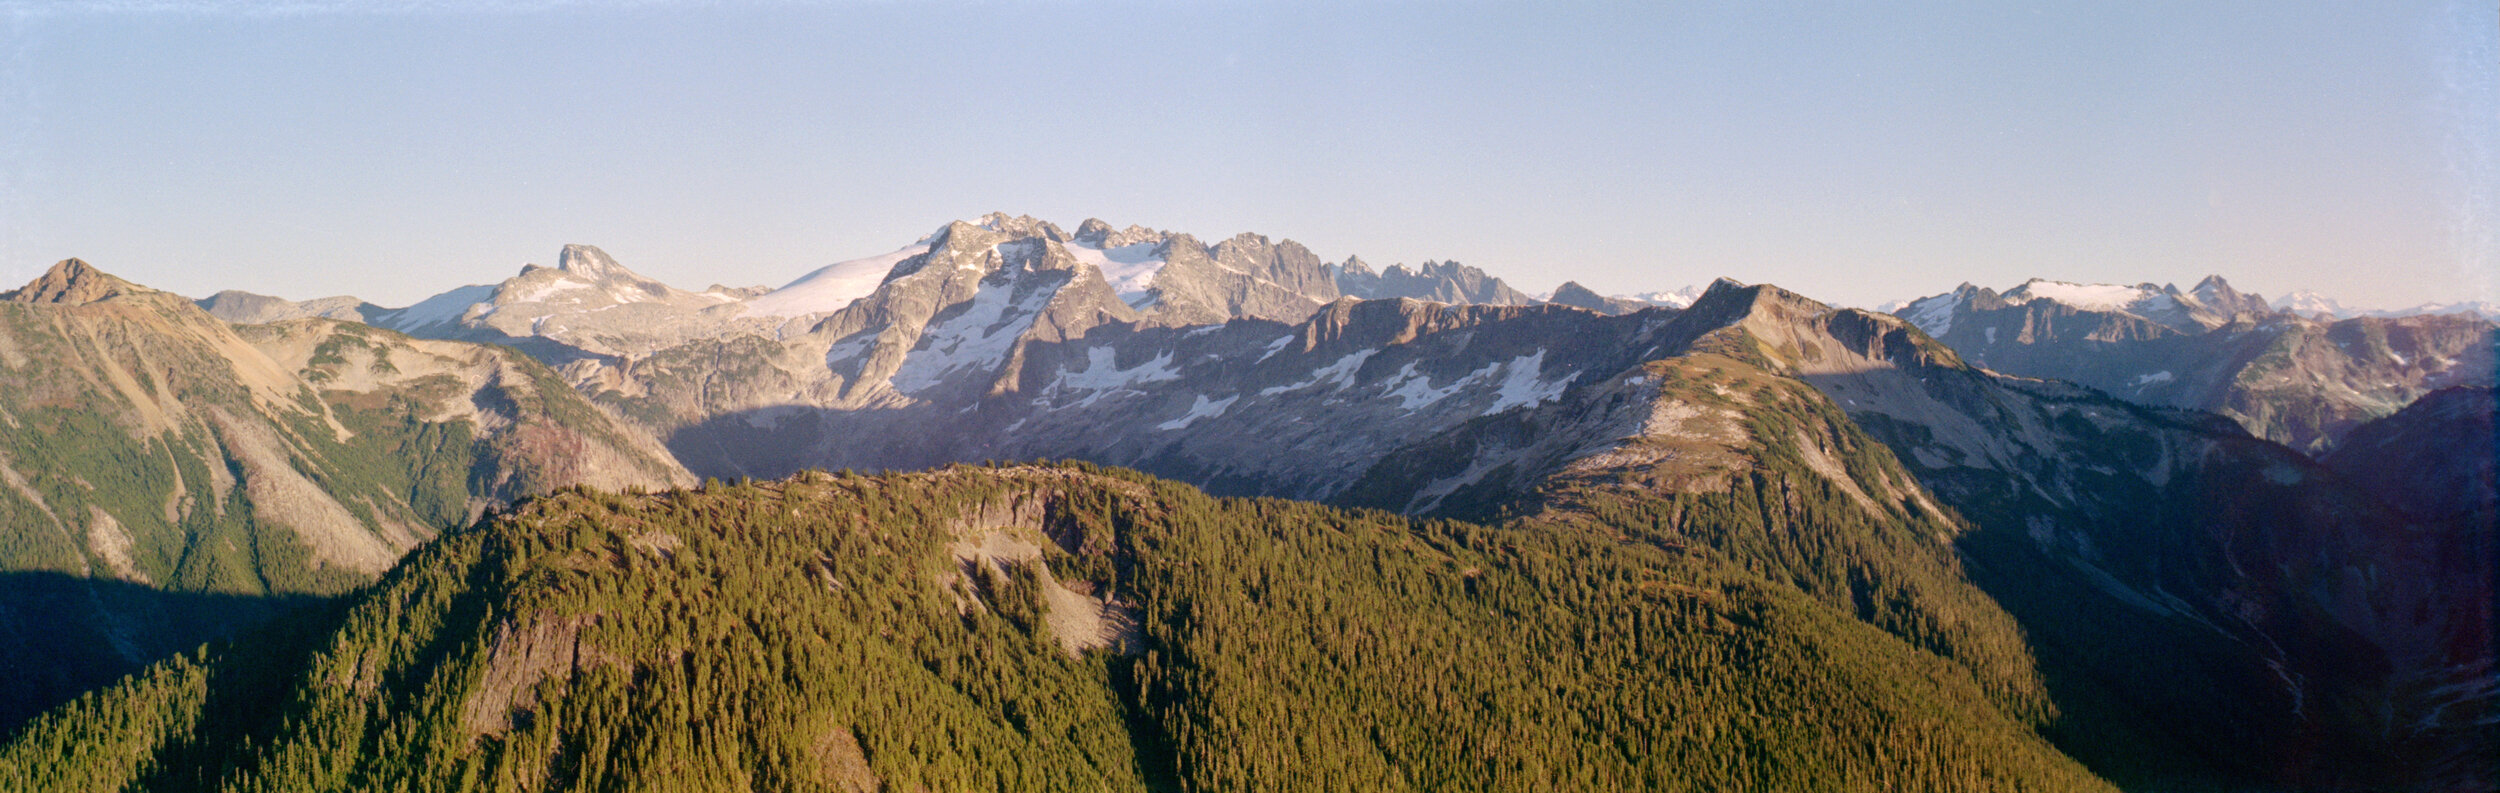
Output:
left=0, top=1, right=2491, bottom=310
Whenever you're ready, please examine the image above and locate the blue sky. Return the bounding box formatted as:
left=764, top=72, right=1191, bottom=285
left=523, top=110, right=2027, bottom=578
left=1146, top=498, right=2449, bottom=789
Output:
left=0, top=1, right=2491, bottom=310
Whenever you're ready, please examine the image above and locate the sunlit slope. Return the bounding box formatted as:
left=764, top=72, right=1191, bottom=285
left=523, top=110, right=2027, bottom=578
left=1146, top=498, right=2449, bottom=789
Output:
left=0, top=260, right=691, bottom=731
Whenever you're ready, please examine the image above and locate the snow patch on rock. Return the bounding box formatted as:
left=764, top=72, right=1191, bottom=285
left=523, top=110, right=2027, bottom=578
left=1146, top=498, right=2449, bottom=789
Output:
left=1060, top=240, right=1168, bottom=305
left=1260, top=349, right=1377, bottom=396
left=1378, top=360, right=1500, bottom=410
left=889, top=281, right=1056, bottom=394
left=1156, top=394, right=1240, bottom=430
left=1255, top=335, right=1296, bottom=363
left=1040, top=346, right=1184, bottom=409
left=1901, top=293, right=1958, bottom=336
left=1483, top=349, right=1576, bottom=414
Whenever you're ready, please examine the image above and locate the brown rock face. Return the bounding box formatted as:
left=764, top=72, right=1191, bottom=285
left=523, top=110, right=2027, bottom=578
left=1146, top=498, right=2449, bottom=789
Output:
left=4, top=258, right=138, bottom=305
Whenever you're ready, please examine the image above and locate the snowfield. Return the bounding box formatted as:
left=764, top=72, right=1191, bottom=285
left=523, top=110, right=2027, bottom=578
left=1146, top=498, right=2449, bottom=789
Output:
left=744, top=243, right=931, bottom=318
left=2005, top=280, right=2152, bottom=312
left=1059, top=240, right=1168, bottom=305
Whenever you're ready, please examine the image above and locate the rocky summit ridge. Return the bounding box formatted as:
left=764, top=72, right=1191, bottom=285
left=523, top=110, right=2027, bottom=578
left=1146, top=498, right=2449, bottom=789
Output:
left=4, top=259, right=144, bottom=306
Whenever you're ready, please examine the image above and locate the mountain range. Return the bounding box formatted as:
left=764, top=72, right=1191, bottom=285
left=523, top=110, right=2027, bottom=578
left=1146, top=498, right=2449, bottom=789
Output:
left=2, top=214, right=2493, bottom=791
left=2267, top=290, right=2500, bottom=323
left=1890, top=276, right=2493, bottom=453
left=200, top=214, right=1559, bottom=365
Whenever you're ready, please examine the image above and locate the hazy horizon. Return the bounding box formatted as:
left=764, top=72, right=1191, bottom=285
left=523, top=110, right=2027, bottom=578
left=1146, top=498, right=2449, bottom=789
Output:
left=2, top=1, right=2491, bottom=312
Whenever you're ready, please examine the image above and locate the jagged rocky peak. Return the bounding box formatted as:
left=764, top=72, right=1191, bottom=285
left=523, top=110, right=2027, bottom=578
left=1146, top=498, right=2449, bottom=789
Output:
left=884, top=218, right=1072, bottom=284
left=556, top=244, right=627, bottom=279
left=916, top=220, right=1010, bottom=261
left=1151, top=231, right=1208, bottom=260
left=5, top=258, right=144, bottom=305
left=1337, top=258, right=1534, bottom=305
left=1217, top=230, right=1274, bottom=249
left=1212, top=233, right=1332, bottom=287
left=1395, top=260, right=1505, bottom=281
left=1072, top=217, right=1114, bottom=245
left=862, top=215, right=1528, bottom=327
left=499, top=245, right=649, bottom=290
left=976, top=212, right=1065, bottom=241
left=2189, top=275, right=2268, bottom=316
left=1071, top=218, right=1166, bottom=249
left=1687, top=277, right=1829, bottom=320
left=549, top=244, right=674, bottom=295
left=1546, top=281, right=1649, bottom=315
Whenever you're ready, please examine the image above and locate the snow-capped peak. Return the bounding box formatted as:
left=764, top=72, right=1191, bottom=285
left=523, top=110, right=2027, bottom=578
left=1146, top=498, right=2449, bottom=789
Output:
left=2270, top=290, right=2351, bottom=319
left=1884, top=283, right=2004, bottom=338
left=2187, top=275, right=2268, bottom=316
left=2002, top=279, right=2164, bottom=312
left=1898, top=290, right=1964, bottom=336
left=1999, top=278, right=2226, bottom=331
left=2265, top=289, right=2500, bottom=321
left=1623, top=285, right=1705, bottom=309
left=2389, top=300, right=2500, bottom=320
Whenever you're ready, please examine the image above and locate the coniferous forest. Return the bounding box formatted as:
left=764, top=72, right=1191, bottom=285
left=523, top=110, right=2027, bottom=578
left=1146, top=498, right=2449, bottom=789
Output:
left=4, top=463, right=2117, bottom=792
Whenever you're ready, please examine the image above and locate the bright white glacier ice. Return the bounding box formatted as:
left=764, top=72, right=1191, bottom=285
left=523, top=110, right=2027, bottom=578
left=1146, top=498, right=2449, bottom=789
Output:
left=2005, top=280, right=2154, bottom=312
left=744, top=243, right=931, bottom=318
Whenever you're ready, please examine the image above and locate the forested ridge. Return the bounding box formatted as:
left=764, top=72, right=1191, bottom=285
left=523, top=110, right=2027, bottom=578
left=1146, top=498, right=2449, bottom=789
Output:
left=3, top=463, right=2113, bottom=791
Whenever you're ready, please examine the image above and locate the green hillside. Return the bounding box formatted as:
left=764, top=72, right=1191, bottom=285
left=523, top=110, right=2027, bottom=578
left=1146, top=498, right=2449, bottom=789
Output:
left=3, top=464, right=2112, bottom=792
left=0, top=262, right=691, bottom=733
